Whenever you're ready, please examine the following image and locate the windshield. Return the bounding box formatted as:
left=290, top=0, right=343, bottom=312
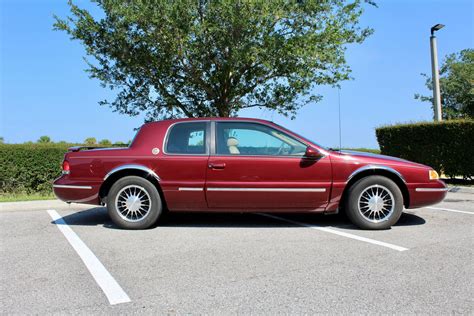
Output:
left=272, top=123, right=328, bottom=150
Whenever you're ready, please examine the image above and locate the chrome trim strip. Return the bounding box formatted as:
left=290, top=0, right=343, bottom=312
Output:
left=53, top=184, right=92, bottom=190
left=206, top=187, right=326, bottom=192
left=206, top=154, right=310, bottom=159
left=104, top=164, right=160, bottom=181
left=415, top=188, right=449, bottom=192
left=347, top=164, right=407, bottom=183
left=178, top=187, right=204, bottom=191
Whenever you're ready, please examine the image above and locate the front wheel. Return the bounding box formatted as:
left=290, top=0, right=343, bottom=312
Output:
left=345, top=176, right=403, bottom=230
left=107, top=176, right=162, bottom=229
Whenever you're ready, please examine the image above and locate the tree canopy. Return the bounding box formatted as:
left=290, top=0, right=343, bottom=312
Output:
left=55, top=0, right=374, bottom=120
left=416, top=49, right=474, bottom=120
left=84, top=137, right=97, bottom=145
left=37, top=136, right=52, bottom=143
left=99, top=139, right=112, bottom=146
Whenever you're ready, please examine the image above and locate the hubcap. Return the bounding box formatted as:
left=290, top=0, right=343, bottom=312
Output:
left=115, top=185, right=152, bottom=222
left=357, top=185, right=394, bottom=223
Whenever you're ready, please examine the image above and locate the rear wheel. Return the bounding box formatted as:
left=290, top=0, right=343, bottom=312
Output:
left=107, top=176, right=162, bottom=229
left=345, top=176, right=403, bottom=230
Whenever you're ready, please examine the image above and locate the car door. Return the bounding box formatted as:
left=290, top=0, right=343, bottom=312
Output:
left=157, top=121, right=210, bottom=211
left=205, top=121, right=332, bottom=211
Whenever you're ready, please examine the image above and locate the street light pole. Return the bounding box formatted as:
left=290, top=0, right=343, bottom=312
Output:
left=430, top=24, right=444, bottom=121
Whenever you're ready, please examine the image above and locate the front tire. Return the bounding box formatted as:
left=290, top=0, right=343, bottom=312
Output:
left=107, top=176, right=162, bottom=229
left=345, top=176, right=403, bottom=230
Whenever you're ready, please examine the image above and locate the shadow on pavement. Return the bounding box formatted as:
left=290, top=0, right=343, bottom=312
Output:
left=395, top=212, right=426, bottom=226
left=52, top=207, right=425, bottom=230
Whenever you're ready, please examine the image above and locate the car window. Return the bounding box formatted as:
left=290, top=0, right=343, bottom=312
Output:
left=166, top=122, right=207, bottom=154
left=216, top=122, right=307, bottom=156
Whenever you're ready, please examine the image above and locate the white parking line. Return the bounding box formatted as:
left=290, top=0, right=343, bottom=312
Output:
left=47, top=210, right=131, bottom=305
left=425, top=206, right=474, bottom=215
left=258, top=213, right=409, bottom=252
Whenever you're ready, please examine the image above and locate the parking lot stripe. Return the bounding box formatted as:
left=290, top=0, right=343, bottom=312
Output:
left=258, top=214, right=409, bottom=252
left=425, top=206, right=474, bottom=215
left=47, top=210, right=131, bottom=305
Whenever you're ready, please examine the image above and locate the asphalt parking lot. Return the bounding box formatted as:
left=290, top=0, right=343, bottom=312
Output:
left=1, top=190, right=473, bottom=314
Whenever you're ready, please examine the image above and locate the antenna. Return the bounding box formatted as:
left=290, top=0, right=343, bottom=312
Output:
left=338, top=87, right=342, bottom=151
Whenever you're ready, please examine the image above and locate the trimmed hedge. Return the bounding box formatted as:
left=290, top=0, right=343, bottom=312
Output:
left=342, top=148, right=381, bottom=154
left=0, top=144, right=70, bottom=194
left=376, top=120, right=474, bottom=178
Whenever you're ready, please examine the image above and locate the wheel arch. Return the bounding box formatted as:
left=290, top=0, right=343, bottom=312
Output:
left=341, top=165, right=410, bottom=209
left=99, top=165, right=165, bottom=207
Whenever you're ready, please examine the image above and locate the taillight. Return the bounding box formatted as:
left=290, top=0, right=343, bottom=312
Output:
left=62, top=160, right=70, bottom=175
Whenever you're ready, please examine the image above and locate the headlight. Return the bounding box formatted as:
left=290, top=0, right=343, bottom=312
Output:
left=429, top=169, right=439, bottom=180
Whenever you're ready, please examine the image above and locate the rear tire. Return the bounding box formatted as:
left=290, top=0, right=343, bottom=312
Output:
left=107, top=176, right=162, bottom=229
left=345, top=175, right=403, bottom=230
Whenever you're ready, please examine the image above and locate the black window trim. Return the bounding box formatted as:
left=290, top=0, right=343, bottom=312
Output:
left=162, top=120, right=211, bottom=156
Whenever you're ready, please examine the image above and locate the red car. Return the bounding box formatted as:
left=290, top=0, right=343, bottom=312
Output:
left=53, top=118, right=447, bottom=230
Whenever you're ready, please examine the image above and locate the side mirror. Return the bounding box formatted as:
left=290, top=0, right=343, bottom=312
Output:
left=304, top=146, right=323, bottom=159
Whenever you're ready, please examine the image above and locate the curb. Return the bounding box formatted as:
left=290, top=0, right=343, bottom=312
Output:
left=448, top=186, right=474, bottom=194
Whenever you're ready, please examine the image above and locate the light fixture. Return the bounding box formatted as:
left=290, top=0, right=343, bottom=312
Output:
left=431, top=24, right=445, bottom=35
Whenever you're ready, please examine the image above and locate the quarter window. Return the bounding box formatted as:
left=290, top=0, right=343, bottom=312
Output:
left=215, top=122, right=306, bottom=156
left=166, top=122, right=207, bottom=154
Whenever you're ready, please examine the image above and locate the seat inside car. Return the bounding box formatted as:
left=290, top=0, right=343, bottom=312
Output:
left=227, top=137, right=240, bottom=154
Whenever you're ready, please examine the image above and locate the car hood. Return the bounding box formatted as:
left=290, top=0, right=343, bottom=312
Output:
left=335, top=150, right=427, bottom=168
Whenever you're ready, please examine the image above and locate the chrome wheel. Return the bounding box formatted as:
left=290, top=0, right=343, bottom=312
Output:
left=115, top=185, right=152, bottom=222
left=357, top=184, right=395, bottom=223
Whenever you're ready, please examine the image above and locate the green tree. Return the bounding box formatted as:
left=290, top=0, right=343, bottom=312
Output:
left=99, top=139, right=112, bottom=146
left=37, top=136, right=52, bottom=143
left=84, top=137, right=97, bottom=145
left=0, top=137, right=4, bottom=144
left=415, top=49, right=474, bottom=120
left=113, top=141, right=126, bottom=147
left=54, top=0, right=374, bottom=120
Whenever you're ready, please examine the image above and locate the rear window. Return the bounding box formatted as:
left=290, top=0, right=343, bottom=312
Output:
left=165, top=122, right=207, bottom=154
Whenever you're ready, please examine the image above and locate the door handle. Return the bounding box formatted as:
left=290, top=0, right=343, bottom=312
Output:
left=208, top=162, right=226, bottom=169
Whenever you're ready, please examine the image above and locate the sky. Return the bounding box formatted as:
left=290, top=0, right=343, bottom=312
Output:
left=1, top=0, right=473, bottom=148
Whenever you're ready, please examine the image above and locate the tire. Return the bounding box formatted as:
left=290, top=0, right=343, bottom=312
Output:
left=107, top=176, right=162, bottom=229
left=345, top=175, right=403, bottom=230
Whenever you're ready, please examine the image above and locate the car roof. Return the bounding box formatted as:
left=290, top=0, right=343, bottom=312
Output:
left=143, top=117, right=274, bottom=127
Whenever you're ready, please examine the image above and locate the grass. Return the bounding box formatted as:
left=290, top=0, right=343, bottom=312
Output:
left=0, top=192, right=56, bottom=203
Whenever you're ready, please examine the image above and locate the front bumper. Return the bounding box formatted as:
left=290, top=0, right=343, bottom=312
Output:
left=53, top=175, right=102, bottom=205
left=407, top=180, right=448, bottom=208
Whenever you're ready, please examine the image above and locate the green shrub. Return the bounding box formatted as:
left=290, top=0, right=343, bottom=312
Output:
left=342, top=148, right=381, bottom=154
left=0, top=144, right=71, bottom=194
left=376, top=120, right=474, bottom=178
left=0, top=142, right=128, bottom=195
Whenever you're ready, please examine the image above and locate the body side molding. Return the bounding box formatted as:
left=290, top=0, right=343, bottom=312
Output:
left=415, top=187, right=449, bottom=192
left=53, top=184, right=93, bottom=190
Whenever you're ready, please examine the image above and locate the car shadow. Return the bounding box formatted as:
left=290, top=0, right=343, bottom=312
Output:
left=51, top=207, right=426, bottom=230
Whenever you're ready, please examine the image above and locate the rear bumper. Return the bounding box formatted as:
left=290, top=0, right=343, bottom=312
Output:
left=407, top=180, right=448, bottom=208
left=53, top=175, right=102, bottom=205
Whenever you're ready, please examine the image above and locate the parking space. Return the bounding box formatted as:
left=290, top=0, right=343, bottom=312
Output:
left=1, top=191, right=473, bottom=314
